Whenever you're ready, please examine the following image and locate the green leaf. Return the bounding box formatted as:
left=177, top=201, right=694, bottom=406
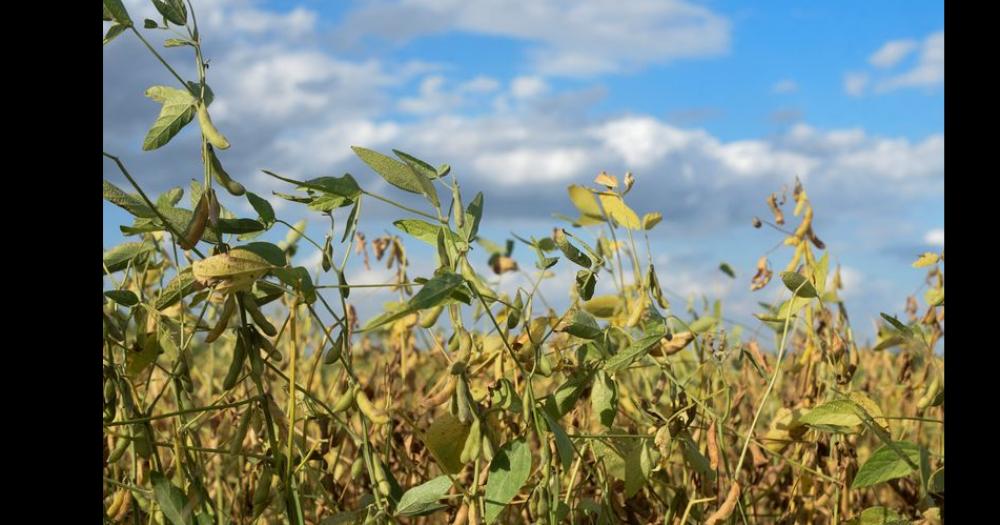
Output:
left=104, top=241, right=155, bottom=273
left=246, top=193, right=275, bottom=225
left=554, top=231, right=592, bottom=268
left=104, top=290, right=139, bottom=307
left=152, top=0, right=187, bottom=26
left=155, top=268, right=197, bottom=310
left=394, top=476, right=453, bottom=517
left=103, top=23, right=127, bottom=45
left=719, top=262, right=735, bottom=278
left=484, top=439, right=532, bottom=524
left=142, top=86, right=196, bottom=151
left=361, top=272, right=466, bottom=331
left=236, top=242, right=287, bottom=267
left=156, top=187, right=184, bottom=208
left=164, top=38, right=193, bottom=48
left=848, top=506, right=907, bottom=525
left=799, top=399, right=863, bottom=432
left=624, top=441, right=653, bottom=497
left=564, top=310, right=603, bottom=340
left=143, top=18, right=158, bottom=29
left=393, top=219, right=462, bottom=246
left=103, top=0, right=132, bottom=27
left=852, top=441, right=922, bottom=489
left=780, top=271, right=819, bottom=298
left=582, top=295, right=620, bottom=318
left=421, top=412, right=471, bottom=475
left=353, top=146, right=428, bottom=195
left=679, top=431, right=712, bottom=476
left=104, top=180, right=156, bottom=218
left=591, top=370, right=618, bottom=428
left=151, top=471, right=193, bottom=525
left=604, top=323, right=667, bottom=373
left=879, top=313, right=913, bottom=337
left=215, top=218, right=265, bottom=235
left=542, top=411, right=574, bottom=470
left=464, top=192, right=484, bottom=240
left=576, top=270, right=597, bottom=301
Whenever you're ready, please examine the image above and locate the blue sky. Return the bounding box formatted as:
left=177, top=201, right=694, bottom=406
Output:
left=104, top=0, right=944, bottom=346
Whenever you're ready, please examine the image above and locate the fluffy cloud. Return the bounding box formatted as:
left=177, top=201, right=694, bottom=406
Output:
left=843, top=72, right=869, bottom=97
left=923, top=228, right=944, bottom=247
left=772, top=79, right=798, bottom=94
left=875, top=31, right=944, bottom=93
left=336, top=0, right=731, bottom=76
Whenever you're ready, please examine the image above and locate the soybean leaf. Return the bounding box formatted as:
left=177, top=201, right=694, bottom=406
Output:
left=394, top=219, right=462, bottom=246
left=604, top=323, right=667, bottom=373
left=591, top=370, right=618, bottom=428
left=152, top=0, right=186, bottom=26
left=719, top=263, right=735, bottom=278
left=484, top=439, right=532, bottom=524
left=598, top=194, right=641, bottom=230
left=361, top=272, right=466, bottom=331
left=576, top=270, right=597, bottom=301
left=624, top=441, right=653, bottom=497
left=848, top=506, right=907, bottom=525
left=353, top=146, right=427, bottom=195
left=421, top=413, right=471, bottom=475
left=852, top=442, right=922, bottom=489
left=155, top=268, right=197, bottom=310
left=104, top=241, right=155, bottom=273
left=104, top=180, right=157, bottom=219
left=394, top=475, right=453, bottom=517
left=104, top=23, right=127, bottom=45
left=105, top=290, right=139, bottom=307
left=542, top=411, right=575, bottom=470
left=246, top=192, right=275, bottom=226
left=343, top=198, right=361, bottom=243
left=912, top=252, right=940, bottom=268
left=799, top=399, right=863, bottom=432
left=151, top=471, right=193, bottom=525
left=463, top=192, right=484, bottom=241
left=688, top=316, right=717, bottom=334
left=142, top=86, right=197, bottom=151
left=554, top=230, right=592, bottom=268
left=564, top=310, right=603, bottom=340
left=780, top=271, right=818, bottom=298
left=103, top=0, right=132, bottom=27
left=236, top=242, right=287, bottom=267
left=567, top=185, right=605, bottom=225
left=582, top=295, right=619, bottom=318
left=215, top=218, right=265, bottom=235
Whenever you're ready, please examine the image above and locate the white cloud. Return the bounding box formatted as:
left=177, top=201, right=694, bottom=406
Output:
left=473, top=147, right=591, bottom=184
left=511, top=76, right=549, bottom=99
left=338, top=0, right=731, bottom=76
left=772, top=79, right=798, bottom=94
left=923, top=228, right=944, bottom=247
left=845, top=31, right=943, bottom=96
left=844, top=72, right=869, bottom=96
left=875, top=31, right=944, bottom=93
left=868, top=39, right=918, bottom=69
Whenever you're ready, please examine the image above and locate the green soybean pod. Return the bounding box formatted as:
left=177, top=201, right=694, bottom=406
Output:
left=223, top=334, right=248, bottom=390
left=107, top=435, right=131, bottom=464
left=419, top=305, right=444, bottom=328
left=324, top=331, right=345, bottom=365
left=230, top=407, right=253, bottom=455
left=197, top=103, right=231, bottom=150
left=240, top=292, right=276, bottom=336
left=252, top=465, right=274, bottom=518
left=206, top=146, right=245, bottom=196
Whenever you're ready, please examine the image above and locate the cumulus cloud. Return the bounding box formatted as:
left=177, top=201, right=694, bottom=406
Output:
left=336, top=0, right=731, bottom=76
left=875, top=32, right=944, bottom=93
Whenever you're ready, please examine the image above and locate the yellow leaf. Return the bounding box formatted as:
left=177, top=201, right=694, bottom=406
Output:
left=598, top=194, right=641, bottom=230
left=642, top=212, right=663, bottom=230
left=913, top=252, right=940, bottom=268
left=848, top=392, right=890, bottom=433
left=594, top=171, right=618, bottom=189
left=567, top=185, right=604, bottom=225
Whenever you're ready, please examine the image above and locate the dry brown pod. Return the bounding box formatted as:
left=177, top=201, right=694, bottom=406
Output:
left=704, top=482, right=741, bottom=525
